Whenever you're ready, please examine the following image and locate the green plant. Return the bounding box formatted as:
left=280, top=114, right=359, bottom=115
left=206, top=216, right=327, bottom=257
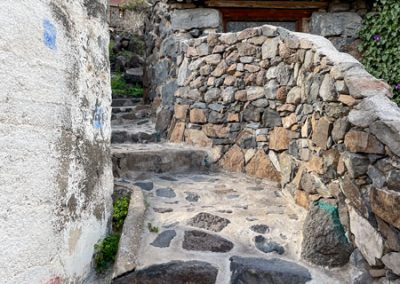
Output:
left=147, top=222, right=159, bottom=233
left=359, top=0, right=400, bottom=104
left=111, top=73, right=144, bottom=97
left=94, top=233, right=121, bottom=273
left=113, top=196, right=130, bottom=231
left=121, top=0, right=149, bottom=11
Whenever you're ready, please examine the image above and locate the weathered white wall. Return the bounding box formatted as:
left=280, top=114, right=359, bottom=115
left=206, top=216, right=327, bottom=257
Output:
left=0, top=0, right=113, bottom=283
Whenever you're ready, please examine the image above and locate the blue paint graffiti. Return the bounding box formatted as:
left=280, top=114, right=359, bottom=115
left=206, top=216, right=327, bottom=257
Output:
left=93, top=106, right=104, bottom=129
left=43, top=19, right=57, bottom=50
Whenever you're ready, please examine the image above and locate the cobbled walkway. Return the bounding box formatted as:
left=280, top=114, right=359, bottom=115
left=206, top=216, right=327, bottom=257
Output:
left=113, top=172, right=352, bottom=284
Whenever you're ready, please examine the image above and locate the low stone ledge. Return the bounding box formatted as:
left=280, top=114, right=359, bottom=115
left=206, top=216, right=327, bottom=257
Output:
left=113, top=186, right=146, bottom=279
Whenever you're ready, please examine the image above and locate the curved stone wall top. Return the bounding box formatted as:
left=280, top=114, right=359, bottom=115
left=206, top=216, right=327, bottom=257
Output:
left=168, top=24, right=400, bottom=274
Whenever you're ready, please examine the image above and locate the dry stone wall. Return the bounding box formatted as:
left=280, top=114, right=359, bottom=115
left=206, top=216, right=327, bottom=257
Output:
left=144, top=1, right=222, bottom=135
left=168, top=25, right=400, bottom=276
left=0, top=1, right=113, bottom=283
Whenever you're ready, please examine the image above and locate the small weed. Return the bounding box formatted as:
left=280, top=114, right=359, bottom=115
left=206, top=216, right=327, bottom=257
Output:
left=94, top=233, right=120, bottom=273
left=147, top=223, right=159, bottom=233
left=113, top=196, right=129, bottom=232
left=111, top=73, right=144, bottom=97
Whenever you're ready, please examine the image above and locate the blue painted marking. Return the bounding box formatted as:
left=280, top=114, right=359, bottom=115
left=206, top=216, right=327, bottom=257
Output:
left=94, top=107, right=104, bottom=129
left=43, top=19, right=57, bottom=50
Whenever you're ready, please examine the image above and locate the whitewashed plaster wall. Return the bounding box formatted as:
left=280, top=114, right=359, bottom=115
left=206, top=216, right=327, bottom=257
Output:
left=0, top=1, right=113, bottom=283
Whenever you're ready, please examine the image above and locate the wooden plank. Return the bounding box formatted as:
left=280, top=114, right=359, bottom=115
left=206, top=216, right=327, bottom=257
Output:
left=220, top=8, right=315, bottom=32
left=206, top=0, right=328, bottom=9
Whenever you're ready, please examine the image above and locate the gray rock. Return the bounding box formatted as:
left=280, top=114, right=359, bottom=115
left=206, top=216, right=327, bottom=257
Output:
left=113, top=260, right=218, bottom=284
left=250, top=224, right=270, bottom=234
left=150, top=230, right=177, bottom=248
left=171, top=9, right=221, bottom=30
left=342, top=152, right=369, bottom=178
left=156, top=188, right=176, bottom=198
left=247, top=86, right=264, bottom=101
left=205, top=88, right=221, bottom=103
left=185, top=192, right=200, bottom=202
left=230, top=256, right=312, bottom=284
left=255, top=236, right=285, bottom=255
left=192, top=102, right=207, bottom=109
left=183, top=230, right=234, bottom=252
left=153, top=208, right=173, bottom=214
left=160, top=36, right=178, bottom=59
left=382, top=252, right=400, bottom=276
left=301, top=200, right=353, bottom=267
left=262, top=37, right=279, bottom=59
left=208, top=111, right=226, bottom=124
left=320, top=74, right=337, bottom=102
left=286, top=86, right=302, bottom=104
left=188, top=212, right=230, bottom=232
left=222, top=87, right=236, bottom=103
left=311, top=12, right=362, bottom=38
left=262, top=109, right=282, bottom=128
left=332, top=117, right=350, bottom=142
left=124, top=67, right=143, bottom=85
left=161, top=80, right=177, bottom=106
left=134, top=181, right=154, bottom=191
left=387, top=170, right=400, bottom=191
left=276, top=62, right=292, bottom=86
left=265, top=80, right=278, bottom=99
left=367, top=166, right=386, bottom=188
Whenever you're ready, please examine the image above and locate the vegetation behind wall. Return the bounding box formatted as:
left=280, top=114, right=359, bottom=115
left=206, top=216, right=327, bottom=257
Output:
left=359, top=0, right=400, bottom=103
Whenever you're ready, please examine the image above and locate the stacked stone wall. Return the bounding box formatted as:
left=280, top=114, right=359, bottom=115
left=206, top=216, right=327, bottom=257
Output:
left=168, top=25, right=400, bottom=276
left=144, top=1, right=222, bottom=135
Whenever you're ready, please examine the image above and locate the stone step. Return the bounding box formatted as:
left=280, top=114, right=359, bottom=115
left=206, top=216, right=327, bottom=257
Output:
left=111, top=172, right=349, bottom=284
left=112, top=98, right=141, bottom=107
left=112, top=144, right=217, bottom=177
left=112, top=106, right=136, bottom=114
left=111, top=129, right=159, bottom=144
left=111, top=119, right=158, bottom=144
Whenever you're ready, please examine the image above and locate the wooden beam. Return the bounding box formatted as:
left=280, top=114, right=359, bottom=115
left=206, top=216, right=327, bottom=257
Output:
left=206, top=0, right=328, bottom=9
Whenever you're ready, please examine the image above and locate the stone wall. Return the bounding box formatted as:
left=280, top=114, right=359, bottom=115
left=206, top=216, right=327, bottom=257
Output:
left=144, top=1, right=222, bottom=135
left=167, top=25, right=400, bottom=277
left=145, top=1, right=371, bottom=137
left=0, top=1, right=113, bottom=283
left=109, top=5, right=146, bottom=34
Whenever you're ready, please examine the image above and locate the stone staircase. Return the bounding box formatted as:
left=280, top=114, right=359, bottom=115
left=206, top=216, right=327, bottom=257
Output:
left=109, top=108, right=356, bottom=283
left=111, top=95, right=159, bottom=144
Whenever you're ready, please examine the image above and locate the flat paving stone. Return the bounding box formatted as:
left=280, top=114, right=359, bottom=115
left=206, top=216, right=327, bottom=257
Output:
left=230, top=256, right=312, bottom=284
left=255, top=235, right=285, bottom=255
left=113, top=260, right=218, bottom=284
left=156, top=187, right=176, bottom=198
left=250, top=224, right=270, bottom=234
left=134, top=181, right=153, bottom=191
left=183, top=230, right=234, bottom=253
left=159, top=175, right=178, bottom=181
left=153, top=207, right=173, bottom=213
left=185, top=192, right=200, bottom=202
left=150, top=230, right=177, bottom=248
left=188, top=212, right=231, bottom=232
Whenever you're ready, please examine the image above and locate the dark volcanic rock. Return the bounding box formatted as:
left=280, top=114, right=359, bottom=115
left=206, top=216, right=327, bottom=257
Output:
left=153, top=207, right=173, bottom=213
left=134, top=181, right=154, bottom=191
left=186, top=192, right=200, bottom=202
left=150, top=230, right=177, bottom=248
left=255, top=236, right=285, bottom=255
left=113, top=260, right=218, bottom=284
left=183, top=230, right=234, bottom=253
left=250, top=224, right=270, bottom=234
left=230, top=256, right=312, bottom=284
left=156, top=188, right=176, bottom=198
left=188, top=212, right=231, bottom=232
left=301, top=200, right=353, bottom=267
